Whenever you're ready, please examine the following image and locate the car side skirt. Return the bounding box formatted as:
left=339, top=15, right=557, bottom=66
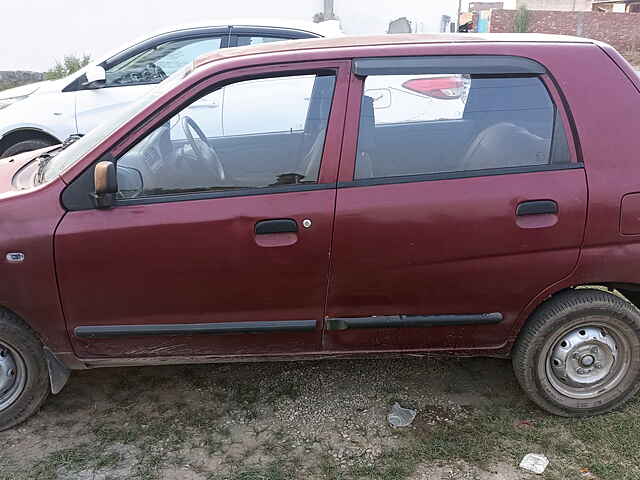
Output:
left=71, top=344, right=512, bottom=369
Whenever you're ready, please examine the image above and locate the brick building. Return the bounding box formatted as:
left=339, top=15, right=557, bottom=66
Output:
left=489, top=9, right=640, bottom=54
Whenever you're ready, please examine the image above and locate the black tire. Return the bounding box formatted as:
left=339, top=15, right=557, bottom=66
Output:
left=0, top=310, right=49, bottom=431
left=1, top=138, right=56, bottom=158
left=513, top=289, right=640, bottom=416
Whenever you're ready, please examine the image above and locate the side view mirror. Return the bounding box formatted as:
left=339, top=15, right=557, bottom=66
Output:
left=92, top=160, right=117, bottom=209
left=82, top=65, right=106, bottom=88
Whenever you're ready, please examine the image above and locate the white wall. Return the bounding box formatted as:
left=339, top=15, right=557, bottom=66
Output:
left=335, top=1, right=459, bottom=34
left=515, top=0, right=593, bottom=10
left=0, top=0, right=459, bottom=71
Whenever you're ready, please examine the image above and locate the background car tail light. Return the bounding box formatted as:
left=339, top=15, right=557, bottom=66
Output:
left=402, top=76, right=465, bottom=99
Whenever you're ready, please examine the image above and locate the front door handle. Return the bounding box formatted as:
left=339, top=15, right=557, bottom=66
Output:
left=255, top=218, right=298, bottom=235
left=516, top=200, right=558, bottom=216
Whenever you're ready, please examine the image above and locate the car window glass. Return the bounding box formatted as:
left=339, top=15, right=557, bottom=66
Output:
left=236, top=36, right=291, bottom=46
left=105, top=37, right=222, bottom=87
left=223, top=75, right=316, bottom=136
left=355, top=73, right=569, bottom=180
left=117, top=73, right=336, bottom=200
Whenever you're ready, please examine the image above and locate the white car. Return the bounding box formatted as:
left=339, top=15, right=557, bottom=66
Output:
left=365, top=74, right=470, bottom=124
left=0, top=19, right=341, bottom=157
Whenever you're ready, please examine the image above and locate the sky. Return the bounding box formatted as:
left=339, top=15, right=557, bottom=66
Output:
left=0, top=0, right=464, bottom=71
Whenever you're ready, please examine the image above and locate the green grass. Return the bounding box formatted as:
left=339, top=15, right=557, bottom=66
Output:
left=208, top=461, right=291, bottom=480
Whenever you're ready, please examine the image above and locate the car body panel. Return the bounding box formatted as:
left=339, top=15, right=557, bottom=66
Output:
left=74, top=84, right=155, bottom=135
left=325, top=168, right=587, bottom=351
left=0, top=34, right=637, bottom=368
left=0, top=81, right=76, bottom=143
left=56, top=189, right=337, bottom=357
left=0, top=179, right=69, bottom=353
left=55, top=60, right=350, bottom=357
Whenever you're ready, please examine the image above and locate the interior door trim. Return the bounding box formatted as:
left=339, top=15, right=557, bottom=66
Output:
left=75, top=320, right=317, bottom=338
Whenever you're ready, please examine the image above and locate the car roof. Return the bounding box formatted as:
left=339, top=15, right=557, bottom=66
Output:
left=153, top=18, right=339, bottom=37
left=194, top=32, right=593, bottom=69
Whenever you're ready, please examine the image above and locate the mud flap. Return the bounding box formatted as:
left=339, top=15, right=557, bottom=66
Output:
left=43, top=347, right=71, bottom=395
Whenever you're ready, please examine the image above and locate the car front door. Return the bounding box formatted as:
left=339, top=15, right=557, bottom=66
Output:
left=74, top=31, right=229, bottom=135
left=324, top=55, right=587, bottom=353
left=55, top=60, right=349, bottom=358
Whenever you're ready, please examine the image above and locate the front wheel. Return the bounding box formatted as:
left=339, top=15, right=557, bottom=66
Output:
left=0, top=310, right=49, bottom=431
left=512, top=289, right=640, bottom=416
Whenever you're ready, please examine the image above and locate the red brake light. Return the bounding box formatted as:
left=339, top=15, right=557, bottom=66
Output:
left=402, top=76, right=465, bottom=99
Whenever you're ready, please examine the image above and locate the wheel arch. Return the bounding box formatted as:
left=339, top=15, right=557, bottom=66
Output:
left=0, top=128, right=60, bottom=156
left=510, top=282, right=640, bottom=354
left=0, top=305, right=71, bottom=395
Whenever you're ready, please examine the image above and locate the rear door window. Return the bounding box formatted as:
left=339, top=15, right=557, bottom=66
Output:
left=355, top=70, right=570, bottom=179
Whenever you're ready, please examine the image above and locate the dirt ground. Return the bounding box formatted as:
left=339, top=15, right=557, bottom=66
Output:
left=2, top=355, right=639, bottom=480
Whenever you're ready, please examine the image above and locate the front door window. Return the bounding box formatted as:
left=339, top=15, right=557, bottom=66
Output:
left=117, top=73, right=336, bottom=199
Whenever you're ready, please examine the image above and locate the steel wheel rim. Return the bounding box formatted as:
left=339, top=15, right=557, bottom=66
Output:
left=0, top=341, right=26, bottom=411
left=544, top=320, right=630, bottom=399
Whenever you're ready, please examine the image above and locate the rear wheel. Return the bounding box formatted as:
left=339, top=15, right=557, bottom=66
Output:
left=0, top=310, right=49, bottom=431
left=512, top=289, right=640, bottom=416
left=1, top=138, right=56, bottom=158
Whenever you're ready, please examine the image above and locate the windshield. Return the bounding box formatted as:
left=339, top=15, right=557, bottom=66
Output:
left=41, top=65, right=193, bottom=183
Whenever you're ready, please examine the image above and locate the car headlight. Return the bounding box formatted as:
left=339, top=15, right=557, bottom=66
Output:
left=0, top=95, right=29, bottom=110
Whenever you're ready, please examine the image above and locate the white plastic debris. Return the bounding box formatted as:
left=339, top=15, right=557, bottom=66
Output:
left=519, top=453, right=549, bottom=474
left=387, top=402, right=417, bottom=428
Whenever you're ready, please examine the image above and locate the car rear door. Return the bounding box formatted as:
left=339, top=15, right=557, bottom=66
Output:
left=56, top=60, right=349, bottom=359
left=324, top=55, right=587, bottom=352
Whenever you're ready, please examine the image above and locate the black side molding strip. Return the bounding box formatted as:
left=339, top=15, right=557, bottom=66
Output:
left=75, top=320, right=317, bottom=339
left=326, top=313, right=503, bottom=331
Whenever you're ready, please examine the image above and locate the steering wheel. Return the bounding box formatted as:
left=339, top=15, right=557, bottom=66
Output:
left=143, top=63, right=167, bottom=82
left=181, top=116, right=226, bottom=182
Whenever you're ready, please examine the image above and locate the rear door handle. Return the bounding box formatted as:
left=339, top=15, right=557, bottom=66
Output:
left=516, top=200, right=558, bottom=216
left=255, top=218, right=298, bottom=235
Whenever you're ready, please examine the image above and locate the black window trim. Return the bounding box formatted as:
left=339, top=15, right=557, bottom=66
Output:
left=228, top=26, right=321, bottom=48
left=115, top=183, right=335, bottom=207
left=353, top=55, right=547, bottom=76
left=339, top=162, right=584, bottom=190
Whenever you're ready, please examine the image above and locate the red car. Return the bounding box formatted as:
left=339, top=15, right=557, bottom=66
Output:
left=1, top=34, right=640, bottom=430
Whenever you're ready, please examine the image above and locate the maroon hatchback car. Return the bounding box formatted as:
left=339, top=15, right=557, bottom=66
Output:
left=1, top=33, right=640, bottom=430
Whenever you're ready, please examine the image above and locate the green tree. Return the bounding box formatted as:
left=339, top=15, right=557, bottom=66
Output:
left=514, top=5, right=530, bottom=33
left=45, top=54, right=91, bottom=80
